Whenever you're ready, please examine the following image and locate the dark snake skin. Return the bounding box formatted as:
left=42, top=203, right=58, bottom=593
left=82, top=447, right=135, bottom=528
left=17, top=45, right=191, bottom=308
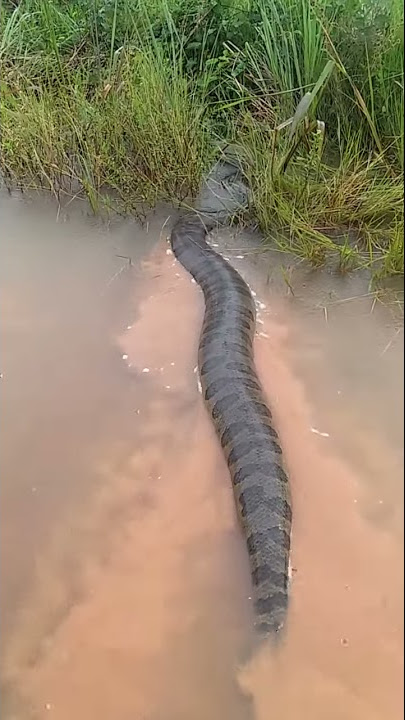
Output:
left=170, top=214, right=292, bottom=635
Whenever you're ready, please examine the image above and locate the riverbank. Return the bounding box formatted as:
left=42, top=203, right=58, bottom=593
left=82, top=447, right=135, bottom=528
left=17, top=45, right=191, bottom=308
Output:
left=1, top=0, right=403, bottom=275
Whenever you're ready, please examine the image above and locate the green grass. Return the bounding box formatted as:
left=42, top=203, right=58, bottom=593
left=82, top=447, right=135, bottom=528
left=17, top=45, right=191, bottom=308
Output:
left=0, top=0, right=403, bottom=275
left=1, top=41, right=211, bottom=209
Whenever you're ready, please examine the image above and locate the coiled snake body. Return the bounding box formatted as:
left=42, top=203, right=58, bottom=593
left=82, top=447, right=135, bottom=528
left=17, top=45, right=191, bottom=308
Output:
left=170, top=163, right=291, bottom=635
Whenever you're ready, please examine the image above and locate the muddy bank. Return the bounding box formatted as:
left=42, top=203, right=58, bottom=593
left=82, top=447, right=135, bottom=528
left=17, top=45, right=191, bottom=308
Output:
left=0, top=193, right=403, bottom=719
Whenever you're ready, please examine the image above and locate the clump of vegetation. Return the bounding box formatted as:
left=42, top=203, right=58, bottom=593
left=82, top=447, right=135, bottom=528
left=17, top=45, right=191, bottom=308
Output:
left=1, top=0, right=403, bottom=274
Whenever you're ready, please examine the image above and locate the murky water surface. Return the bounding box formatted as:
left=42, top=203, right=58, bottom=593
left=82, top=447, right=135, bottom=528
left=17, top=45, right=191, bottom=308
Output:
left=1, top=193, right=403, bottom=719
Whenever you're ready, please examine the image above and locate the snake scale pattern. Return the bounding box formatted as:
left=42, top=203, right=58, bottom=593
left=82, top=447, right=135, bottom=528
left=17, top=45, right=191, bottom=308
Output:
left=170, top=210, right=292, bottom=636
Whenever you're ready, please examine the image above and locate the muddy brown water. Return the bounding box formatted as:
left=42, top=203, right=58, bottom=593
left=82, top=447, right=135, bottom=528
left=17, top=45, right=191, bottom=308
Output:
left=0, top=191, right=403, bottom=719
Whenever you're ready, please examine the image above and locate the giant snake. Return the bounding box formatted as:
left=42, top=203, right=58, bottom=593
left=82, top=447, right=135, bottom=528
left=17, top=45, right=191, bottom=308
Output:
left=170, top=159, right=292, bottom=635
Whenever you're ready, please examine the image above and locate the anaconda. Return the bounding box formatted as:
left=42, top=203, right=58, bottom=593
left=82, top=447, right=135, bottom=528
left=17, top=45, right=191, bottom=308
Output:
left=170, top=163, right=292, bottom=635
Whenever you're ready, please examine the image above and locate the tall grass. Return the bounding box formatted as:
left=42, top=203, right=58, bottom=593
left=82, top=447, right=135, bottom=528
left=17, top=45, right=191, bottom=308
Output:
left=0, top=1, right=212, bottom=208
left=0, top=0, right=403, bottom=274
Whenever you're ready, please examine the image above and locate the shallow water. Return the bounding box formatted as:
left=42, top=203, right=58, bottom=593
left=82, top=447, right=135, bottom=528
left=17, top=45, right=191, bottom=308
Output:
left=0, top=193, right=403, bottom=719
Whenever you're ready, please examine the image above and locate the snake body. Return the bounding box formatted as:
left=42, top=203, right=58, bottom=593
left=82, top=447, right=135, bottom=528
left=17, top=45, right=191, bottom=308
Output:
left=170, top=213, right=292, bottom=635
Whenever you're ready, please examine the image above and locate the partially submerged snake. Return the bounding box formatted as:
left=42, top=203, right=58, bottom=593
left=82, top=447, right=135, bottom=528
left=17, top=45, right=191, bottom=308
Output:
left=170, top=162, right=292, bottom=635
